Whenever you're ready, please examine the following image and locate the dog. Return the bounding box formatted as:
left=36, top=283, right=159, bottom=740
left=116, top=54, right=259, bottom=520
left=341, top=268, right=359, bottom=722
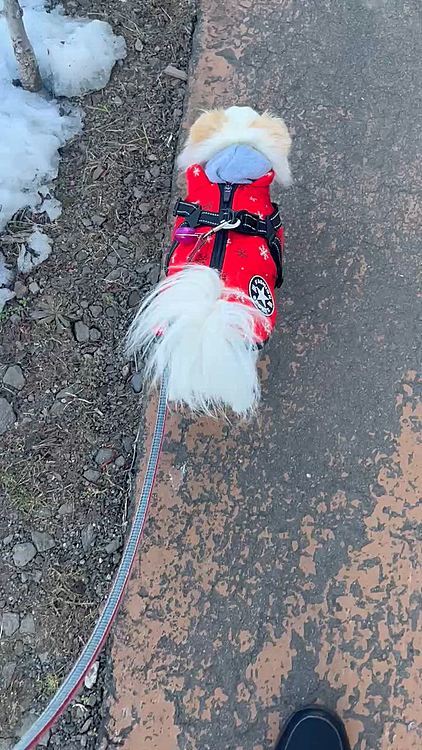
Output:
left=126, top=106, right=292, bottom=415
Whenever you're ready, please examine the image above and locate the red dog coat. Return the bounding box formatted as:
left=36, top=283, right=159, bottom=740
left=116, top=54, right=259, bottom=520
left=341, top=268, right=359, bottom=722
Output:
left=165, top=164, right=284, bottom=344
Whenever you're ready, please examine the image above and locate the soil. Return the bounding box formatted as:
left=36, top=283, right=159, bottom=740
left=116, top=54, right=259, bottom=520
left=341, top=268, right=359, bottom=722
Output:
left=0, top=0, right=195, bottom=747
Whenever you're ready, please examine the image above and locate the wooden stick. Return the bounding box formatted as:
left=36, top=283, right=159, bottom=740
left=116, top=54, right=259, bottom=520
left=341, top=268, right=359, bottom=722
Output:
left=3, top=0, right=42, bottom=92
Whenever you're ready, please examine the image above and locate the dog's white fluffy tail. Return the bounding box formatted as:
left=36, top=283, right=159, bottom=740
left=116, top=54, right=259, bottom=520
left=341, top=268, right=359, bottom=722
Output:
left=126, top=265, right=264, bottom=415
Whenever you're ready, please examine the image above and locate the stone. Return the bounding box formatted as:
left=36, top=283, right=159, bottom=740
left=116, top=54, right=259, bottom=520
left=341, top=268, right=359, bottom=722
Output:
left=130, top=372, right=143, bottom=393
left=31, top=530, right=55, bottom=553
left=84, top=660, right=99, bottom=689
left=81, top=524, right=96, bottom=552
left=105, top=537, right=122, bottom=554
left=20, top=613, right=36, bottom=635
left=3, top=365, right=25, bottom=390
left=0, top=398, right=16, bottom=434
left=114, top=455, right=125, bottom=469
left=95, top=448, right=115, bottom=465
left=28, top=281, right=40, bottom=294
left=1, top=612, right=20, bottom=637
left=89, top=327, right=101, bottom=342
left=163, top=64, right=188, bottom=81
left=128, top=290, right=141, bottom=308
left=74, top=321, right=90, bottom=343
left=83, top=469, right=100, bottom=483
left=92, top=214, right=107, bottom=227
left=14, top=281, right=28, bottom=299
left=12, top=542, right=37, bottom=567
left=89, top=305, right=102, bottom=318
left=58, top=502, right=74, bottom=516
left=2, top=661, right=16, bottom=689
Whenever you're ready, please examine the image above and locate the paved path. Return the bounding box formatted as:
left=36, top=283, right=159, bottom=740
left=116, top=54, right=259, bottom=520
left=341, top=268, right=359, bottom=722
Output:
left=104, top=1, right=421, bottom=748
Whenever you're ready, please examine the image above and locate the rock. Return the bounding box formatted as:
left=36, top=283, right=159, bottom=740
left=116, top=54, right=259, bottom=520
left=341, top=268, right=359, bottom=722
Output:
left=105, top=537, right=122, bottom=554
left=130, top=372, right=143, bottom=393
left=12, top=542, right=37, bottom=567
left=114, top=455, right=125, bottom=469
left=134, top=38, right=143, bottom=52
left=139, top=202, right=150, bottom=215
left=92, top=214, right=107, bottom=227
left=38, top=729, right=51, bottom=747
left=95, top=448, right=115, bottom=465
left=163, top=64, right=188, bottom=81
left=14, top=281, right=28, bottom=299
left=2, top=533, right=14, bottom=546
left=0, top=398, right=16, bottom=434
left=128, top=290, right=141, bottom=308
left=31, top=530, right=55, bottom=553
left=89, top=328, right=101, bottom=342
left=74, top=321, right=90, bottom=343
left=80, top=718, right=93, bottom=734
left=1, top=612, right=20, bottom=637
left=28, top=281, right=40, bottom=294
left=83, top=469, right=100, bottom=483
left=2, top=660, right=16, bottom=689
left=84, top=660, right=99, bottom=689
left=58, top=502, right=74, bottom=516
left=20, top=613, right=35, bottom=635
left=3, top=365, right=25, bottom=390
left=81, top=524, right=96, bottom=553
left=89, top=304, right=102, bottom=318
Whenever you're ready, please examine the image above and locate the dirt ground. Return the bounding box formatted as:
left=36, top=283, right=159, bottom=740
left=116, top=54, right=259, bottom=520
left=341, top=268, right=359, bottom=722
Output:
left=0, top=1, right=195, bottom=747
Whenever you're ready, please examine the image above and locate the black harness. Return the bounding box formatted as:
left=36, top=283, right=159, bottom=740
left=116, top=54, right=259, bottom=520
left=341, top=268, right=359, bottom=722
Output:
left=173, top=198, right=284, bottom=287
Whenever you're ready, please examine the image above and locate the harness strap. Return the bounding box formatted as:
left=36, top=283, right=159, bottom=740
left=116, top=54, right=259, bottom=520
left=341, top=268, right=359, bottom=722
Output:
left=173, top=198, right=284, bottom=287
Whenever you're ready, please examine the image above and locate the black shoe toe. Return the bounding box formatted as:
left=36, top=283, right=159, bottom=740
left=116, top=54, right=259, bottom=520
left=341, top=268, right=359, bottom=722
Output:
left=275, top=707, right=351, bottom=750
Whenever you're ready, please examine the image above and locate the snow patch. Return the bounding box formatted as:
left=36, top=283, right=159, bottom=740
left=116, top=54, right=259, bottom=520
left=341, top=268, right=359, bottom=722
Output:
left=0, top=0, right=126, bottom=308
left=17, top=229, right=52, bottom=273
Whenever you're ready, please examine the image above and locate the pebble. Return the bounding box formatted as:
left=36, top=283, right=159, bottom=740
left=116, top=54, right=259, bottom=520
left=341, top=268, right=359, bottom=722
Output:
left=1, top=612, right=20, bottom=637
left=14, top=280, right=28, bottom=299
left=83, top=469, right=100, bottom=483
left=3, top=365, right=25, bottom=391
left=31, top=530, right=55, bottom=553
left=28, top=281, right=40, bottom=294
left=2, top=533, right=14, bottom=546
left=92, top=214, right=107, bottom=227
left=74, top=321, right=90, bottom=343
left=128, top=290, right=141, bottom=308
left=81, top=524, right=96, bottom=553
left=105, top=537, right=122, bottom=554
left=2, top=661, right=16, bottom=689
left=84, top=660, right=99, bottom=689
left=89, top=327, right=101, bottom=342
left=89, top=304, right=102, bottom=318
left=0, top=397, right=16, bottom=434
left=20, top=613, right=36, bottom=635
left=163, top=64, right=188, bottom=81
left=95, top=448, right=115, bottom=465
left=58, top=502, right=74, bottom=516
left=114, top=455, right=125, bottom=469
left=79, top=718, right=93, bottom=734
left=12, top=542, right=37, bottom=568
left=130, top=372, right=143, bottom=393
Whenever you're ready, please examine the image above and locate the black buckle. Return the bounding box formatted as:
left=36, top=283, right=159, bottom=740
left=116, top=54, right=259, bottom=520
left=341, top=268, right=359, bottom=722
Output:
left=221, top=208, right=236, bottom=223
left=185, top=204, right=202, bottom=228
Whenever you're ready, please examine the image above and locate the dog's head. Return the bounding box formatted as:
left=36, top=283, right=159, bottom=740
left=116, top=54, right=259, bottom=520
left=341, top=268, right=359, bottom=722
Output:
left=178, top=106, right=292, bottom=186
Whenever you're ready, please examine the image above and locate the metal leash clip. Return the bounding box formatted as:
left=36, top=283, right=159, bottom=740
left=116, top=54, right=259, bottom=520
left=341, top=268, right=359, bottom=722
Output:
left=187, top=217, right=241, bottom=262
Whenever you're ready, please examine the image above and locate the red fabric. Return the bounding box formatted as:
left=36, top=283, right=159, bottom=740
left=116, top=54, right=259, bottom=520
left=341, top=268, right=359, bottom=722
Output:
left=166, top=165, right=284, bottom=344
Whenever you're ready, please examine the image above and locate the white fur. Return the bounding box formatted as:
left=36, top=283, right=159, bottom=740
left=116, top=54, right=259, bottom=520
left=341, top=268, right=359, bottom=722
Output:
left=178, top=106, right=292, bottom=186
left=126, top=265, right=264, bottom=415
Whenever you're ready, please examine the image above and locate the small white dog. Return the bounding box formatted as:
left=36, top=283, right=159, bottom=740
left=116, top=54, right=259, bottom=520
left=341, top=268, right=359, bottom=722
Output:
left=126, top=106, right=292, bottom=415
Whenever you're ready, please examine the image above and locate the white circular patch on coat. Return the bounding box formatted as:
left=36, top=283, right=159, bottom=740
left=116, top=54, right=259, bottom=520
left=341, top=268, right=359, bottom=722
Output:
left=249, top=275, right=274, bottom=316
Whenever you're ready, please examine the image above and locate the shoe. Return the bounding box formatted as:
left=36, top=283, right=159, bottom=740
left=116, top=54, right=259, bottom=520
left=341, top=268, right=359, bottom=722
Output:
left=275, top=706, right=351, bottom=750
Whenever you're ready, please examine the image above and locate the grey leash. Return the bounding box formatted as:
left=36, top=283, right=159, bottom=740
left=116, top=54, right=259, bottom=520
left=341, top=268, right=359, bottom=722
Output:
left=14, top=372, right=169, bottom=750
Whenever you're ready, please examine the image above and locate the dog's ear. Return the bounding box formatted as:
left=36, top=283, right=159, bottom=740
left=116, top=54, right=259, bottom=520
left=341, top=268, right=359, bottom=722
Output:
left=189, top=109, right=227, bottom=144
left=251, top=113, right=292, bottom=155
left=178, top=110, right=227, bottom=169
left=250, top=112, right=292, bottom=186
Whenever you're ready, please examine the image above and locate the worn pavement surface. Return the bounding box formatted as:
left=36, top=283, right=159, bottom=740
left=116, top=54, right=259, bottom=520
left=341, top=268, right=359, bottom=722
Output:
left=104, top=1, right=421, bottom=748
